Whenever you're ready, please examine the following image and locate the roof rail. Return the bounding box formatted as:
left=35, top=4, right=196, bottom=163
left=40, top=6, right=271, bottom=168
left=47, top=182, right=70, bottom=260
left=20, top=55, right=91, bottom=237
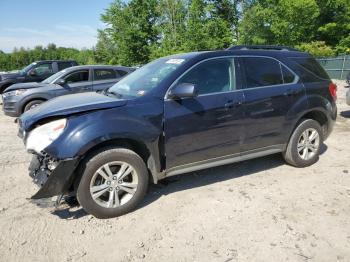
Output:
left=227, top=45, right=298, bottom=52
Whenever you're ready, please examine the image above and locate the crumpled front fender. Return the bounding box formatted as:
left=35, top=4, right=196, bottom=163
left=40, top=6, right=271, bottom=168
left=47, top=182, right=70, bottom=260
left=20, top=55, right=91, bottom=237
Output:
left=29, top=155, right=79, bottom=199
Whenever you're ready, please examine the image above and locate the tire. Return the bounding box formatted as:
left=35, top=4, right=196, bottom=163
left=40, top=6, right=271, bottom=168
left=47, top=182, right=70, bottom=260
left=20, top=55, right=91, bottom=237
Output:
left=283, top=119, right=323, bottom=167
left=77, top=148, right=149, bottom=219
left=23, top=100, right=44, bottom=112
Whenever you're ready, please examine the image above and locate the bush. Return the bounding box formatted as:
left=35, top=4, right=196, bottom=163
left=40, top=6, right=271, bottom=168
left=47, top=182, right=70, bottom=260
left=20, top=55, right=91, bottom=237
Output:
left=296, top=41, right=335, bottom=57
left=335, top=36, right=350, bottom=55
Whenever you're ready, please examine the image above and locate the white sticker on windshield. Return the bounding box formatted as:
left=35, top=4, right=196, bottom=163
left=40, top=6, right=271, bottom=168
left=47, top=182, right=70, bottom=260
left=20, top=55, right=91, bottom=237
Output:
left=166, top=59, right=185, bottom=65
left=137, top=90, right=146, bottom=96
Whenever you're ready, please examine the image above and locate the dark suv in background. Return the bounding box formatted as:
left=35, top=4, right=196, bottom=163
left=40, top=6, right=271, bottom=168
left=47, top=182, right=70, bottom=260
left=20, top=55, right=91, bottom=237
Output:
left=2, top=65, right=135, bottom=117
left=17, top=46, right=337, bottom=218
left=0, top=60, right=78, bottom=93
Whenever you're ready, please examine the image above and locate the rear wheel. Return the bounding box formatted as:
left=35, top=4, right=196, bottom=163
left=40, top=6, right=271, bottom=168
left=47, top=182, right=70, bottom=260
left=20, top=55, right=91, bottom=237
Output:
left=77, top=148, right=149, bottom=218
left=283, top=119, right=323, bottom=167
left=23, top=100, right=44, bottom=112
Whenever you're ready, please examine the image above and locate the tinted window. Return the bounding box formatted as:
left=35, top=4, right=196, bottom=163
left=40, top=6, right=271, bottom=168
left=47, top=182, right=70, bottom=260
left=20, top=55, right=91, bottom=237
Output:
left=65, top=70, right=89, bottom=83
left=94, top=69, right=117, bottom=80
left=33, top=63, right=53, bottom=76
left=282, top=65, right=296, bottom=84
left=116, top=70, right=128, bottom=77
left=58, top=62, right=73, bottom=71
left=177, top=58, right=235, bottom=95
left=242, top=57, right=283, bottom=88
left=291, top=57, right=330, bottom=82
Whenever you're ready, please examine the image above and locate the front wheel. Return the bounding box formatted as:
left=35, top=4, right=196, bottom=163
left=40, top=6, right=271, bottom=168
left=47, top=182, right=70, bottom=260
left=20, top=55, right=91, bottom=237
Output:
left=24, top=100, right=44, bottom=112
left=77, top=148, right=149, bottom=218
left=283, top=119, right=323, bottom=167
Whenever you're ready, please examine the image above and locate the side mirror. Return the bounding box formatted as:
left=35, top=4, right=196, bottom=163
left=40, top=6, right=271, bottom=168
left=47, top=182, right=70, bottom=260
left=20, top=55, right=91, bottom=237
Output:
left=28, top=69, right=37, bottom=76
left=168, top=83, right=197, bottom=99
left=56, top=79, right=66, bottom=86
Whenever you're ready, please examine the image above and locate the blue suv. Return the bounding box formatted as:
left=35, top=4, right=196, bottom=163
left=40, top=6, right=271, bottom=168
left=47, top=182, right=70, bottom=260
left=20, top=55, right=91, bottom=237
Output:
left=17, top=46, right=337, bottom=218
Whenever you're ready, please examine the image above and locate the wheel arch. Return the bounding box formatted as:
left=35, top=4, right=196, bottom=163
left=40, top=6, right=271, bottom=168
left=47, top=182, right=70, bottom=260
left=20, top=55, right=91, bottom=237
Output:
left=288, top=109, right=329, bottom=144
left=299, top=110, right=328, bottom=127
left=22, top=97, right=47, bottom=113
left=72, top=137, right=161, bottom=190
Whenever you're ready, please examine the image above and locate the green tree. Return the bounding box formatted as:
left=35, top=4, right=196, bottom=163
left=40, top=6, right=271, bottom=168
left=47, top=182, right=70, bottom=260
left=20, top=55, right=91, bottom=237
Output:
left=183, top=0, right=233, bottom=51
left=100, top=0, right=159, bottom=66
left=209, top=0, right=242, bottom=42
left=150, top=0, right=187, bottom=58
left=239, top=0, right=320, bottom=46
left=296, top=41, right=336, bottom=57
left=95, top=30, right=118, bottom=64
left=316, top=0, right=350, bottom=47
left=0, top=44, right=97, bottom=72
left=238, top=0, right=349, bottom=56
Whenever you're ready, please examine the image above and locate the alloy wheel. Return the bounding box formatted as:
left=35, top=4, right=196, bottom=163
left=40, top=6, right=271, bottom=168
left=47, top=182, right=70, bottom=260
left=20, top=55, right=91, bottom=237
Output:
left=29, top=103, right=40, bottom=110
left=297, top=128, right=320, bottom=160
left=89, top=161, right=138, bottom=208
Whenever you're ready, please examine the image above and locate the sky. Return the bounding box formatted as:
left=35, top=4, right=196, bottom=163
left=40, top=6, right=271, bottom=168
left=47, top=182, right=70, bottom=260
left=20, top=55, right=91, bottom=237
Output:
left=0, top=0, right=114, bottom=53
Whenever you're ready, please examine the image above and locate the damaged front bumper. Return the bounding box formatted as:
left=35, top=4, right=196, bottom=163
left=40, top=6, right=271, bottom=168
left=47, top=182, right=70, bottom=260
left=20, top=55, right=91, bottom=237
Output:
left=28, top=153, right=79, bottom=201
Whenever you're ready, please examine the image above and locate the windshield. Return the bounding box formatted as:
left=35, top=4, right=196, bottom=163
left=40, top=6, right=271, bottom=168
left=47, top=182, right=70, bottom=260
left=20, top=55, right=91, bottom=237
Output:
left=108, top=57, right=186, bottom=98
left=20, top=62, right=37, bottom=75
left=42, top=69, right=67, bottom=84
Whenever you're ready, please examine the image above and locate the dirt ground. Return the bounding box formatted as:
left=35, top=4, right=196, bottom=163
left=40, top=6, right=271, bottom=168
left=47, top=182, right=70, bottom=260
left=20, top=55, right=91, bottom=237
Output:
left=0, top=80, right=349, bottom=262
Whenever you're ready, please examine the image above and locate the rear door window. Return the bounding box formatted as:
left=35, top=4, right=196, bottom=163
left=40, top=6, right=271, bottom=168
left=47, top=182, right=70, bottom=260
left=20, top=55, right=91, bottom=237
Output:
left=241, top=57, right=283, bottom=88
left=94, top=69, right=117, bottom=80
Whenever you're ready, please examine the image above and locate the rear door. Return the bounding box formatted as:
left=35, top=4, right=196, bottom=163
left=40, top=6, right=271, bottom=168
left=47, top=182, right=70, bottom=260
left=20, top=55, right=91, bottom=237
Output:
left=164, top=57, right=245, bottom=170
left=239, top=56, right=304, bottom=152
left=63, top=69, right=92, bottom=93
left=92, top=68, right=119, bottom=91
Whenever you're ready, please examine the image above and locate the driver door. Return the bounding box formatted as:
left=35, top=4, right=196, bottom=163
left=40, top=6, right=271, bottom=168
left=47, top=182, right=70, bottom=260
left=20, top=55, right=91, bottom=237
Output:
left=26, top=63, right=54, bottom=82
left=62, top=70, right=92, bottom=93
left=164, top=57, right=245, bottom=171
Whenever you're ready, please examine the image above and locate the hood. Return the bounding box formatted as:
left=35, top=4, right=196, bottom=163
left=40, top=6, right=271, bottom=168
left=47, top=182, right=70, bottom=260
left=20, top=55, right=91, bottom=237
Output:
left=20, top=92, right=128, bottom=130
left=5, top=82, right=52, bottom=92
left=0, top=72, right=21, bottom=80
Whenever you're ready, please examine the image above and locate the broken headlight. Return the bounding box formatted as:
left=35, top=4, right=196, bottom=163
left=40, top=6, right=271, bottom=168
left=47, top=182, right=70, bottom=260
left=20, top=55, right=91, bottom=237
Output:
left=26, top=119, right=67, bottom=153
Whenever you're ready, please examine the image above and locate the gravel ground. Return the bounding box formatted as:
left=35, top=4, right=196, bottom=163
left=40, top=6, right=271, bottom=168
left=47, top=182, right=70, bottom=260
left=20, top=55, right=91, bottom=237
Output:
left=0, top=80, right=349, bottom=262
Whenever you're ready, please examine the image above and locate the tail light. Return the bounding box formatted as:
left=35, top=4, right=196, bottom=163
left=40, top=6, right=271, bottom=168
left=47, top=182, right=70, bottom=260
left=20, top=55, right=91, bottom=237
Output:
left=329, top=82, right=337, bottom=101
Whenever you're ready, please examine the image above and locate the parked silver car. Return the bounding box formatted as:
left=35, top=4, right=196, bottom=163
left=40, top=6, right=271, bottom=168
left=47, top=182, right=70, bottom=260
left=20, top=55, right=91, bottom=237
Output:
left=2, top=65, right=134, bottom=117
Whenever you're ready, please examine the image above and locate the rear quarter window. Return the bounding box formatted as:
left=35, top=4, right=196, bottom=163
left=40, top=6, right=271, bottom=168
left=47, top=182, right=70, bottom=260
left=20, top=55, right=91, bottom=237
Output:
left=290, top=57, right=330, bottom=83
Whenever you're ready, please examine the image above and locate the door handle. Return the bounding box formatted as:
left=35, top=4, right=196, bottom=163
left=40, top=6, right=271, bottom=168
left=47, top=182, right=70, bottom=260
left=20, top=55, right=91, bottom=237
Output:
left=225, top=100, right=242, bottom=109
left=284, top=89, right=300, bottom=96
